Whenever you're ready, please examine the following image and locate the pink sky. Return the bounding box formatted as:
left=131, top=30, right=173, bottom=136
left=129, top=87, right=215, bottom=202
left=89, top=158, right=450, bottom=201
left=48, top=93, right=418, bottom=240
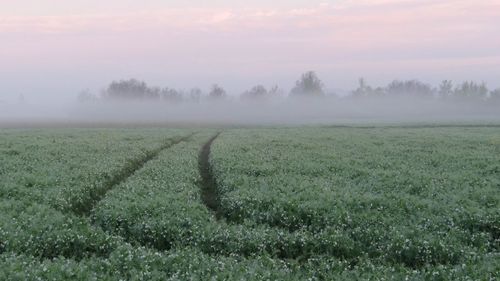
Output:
left=1, top=0, right=499, bottom=101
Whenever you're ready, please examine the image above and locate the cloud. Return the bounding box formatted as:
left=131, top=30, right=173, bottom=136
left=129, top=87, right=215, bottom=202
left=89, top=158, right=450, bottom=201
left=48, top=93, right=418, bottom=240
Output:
left=0, top=5, right=332, bottom=34
left=1, top=1, right=498, bottom=37
left=1, top=0, right=499, bottom=91
left=2, top=1, right=499, bottom=65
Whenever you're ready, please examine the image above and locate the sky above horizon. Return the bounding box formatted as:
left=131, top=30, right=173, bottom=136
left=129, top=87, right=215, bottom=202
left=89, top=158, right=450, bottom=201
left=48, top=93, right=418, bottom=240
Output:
left=1, top=0, right=499, bottom=102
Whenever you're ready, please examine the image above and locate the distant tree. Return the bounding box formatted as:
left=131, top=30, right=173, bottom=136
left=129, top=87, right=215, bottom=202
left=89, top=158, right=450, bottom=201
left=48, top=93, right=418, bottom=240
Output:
left=161, top=88, right=183, bottom=103
left=385, top=80, right=434, bottom=98
left=489, top=88, right=500, bottom=102
left=77, top=89, right=98, bottom=103
left=104, top=79, right=158, bottom=100
left=268, top=85, right=282, bottom=96
left=452, top=81, right=488, bottom=100
left=189, top=88, right=202, bottom=103
left=241, top=85, right=268, bottom=100
left=208, top=84, right=226, bottom=100
left=373, top=87, right=386, bottom=96
left=352, top=77, right=373, bottom=97
left=149, top=87, right=161, bottom=100
left=290, top=71, right=325, bottom=97
left=438, top=80, right=453, bottom=99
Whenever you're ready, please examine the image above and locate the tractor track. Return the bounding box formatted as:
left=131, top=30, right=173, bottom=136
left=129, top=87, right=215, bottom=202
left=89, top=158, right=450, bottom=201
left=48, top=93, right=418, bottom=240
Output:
left=70, top=133, right=195, bottom=216
left=198, top=132, right=223, bottom=220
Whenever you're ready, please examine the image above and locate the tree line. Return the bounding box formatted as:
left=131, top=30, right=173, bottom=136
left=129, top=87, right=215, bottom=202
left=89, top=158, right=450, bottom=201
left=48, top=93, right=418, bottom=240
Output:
left=78, top=71, right=500, bottom=103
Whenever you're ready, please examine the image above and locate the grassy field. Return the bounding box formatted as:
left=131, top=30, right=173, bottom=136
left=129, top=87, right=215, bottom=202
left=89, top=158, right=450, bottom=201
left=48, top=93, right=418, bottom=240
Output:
left=0, top=126, right=499, bottom=280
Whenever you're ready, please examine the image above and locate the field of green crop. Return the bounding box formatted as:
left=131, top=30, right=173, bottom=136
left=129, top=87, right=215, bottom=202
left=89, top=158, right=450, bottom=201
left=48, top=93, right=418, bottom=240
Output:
left=0, top=126, right=499, bottom=280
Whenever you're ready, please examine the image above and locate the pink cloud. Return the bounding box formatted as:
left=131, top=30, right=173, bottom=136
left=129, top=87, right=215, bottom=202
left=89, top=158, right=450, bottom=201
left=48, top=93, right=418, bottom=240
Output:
left=1, top=1, right=498, bottom=37
left=1, top=1, right=499, bottom=91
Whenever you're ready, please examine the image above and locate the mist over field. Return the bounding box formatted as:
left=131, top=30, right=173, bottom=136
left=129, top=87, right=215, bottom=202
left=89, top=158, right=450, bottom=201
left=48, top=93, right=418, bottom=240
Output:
left=77, top=102, right=500, bottom=125
left=2, top=1, right=499, bottom=127
left=1, top=77, right=499, bottom=126
left=1, top=98, right=499, bottom=126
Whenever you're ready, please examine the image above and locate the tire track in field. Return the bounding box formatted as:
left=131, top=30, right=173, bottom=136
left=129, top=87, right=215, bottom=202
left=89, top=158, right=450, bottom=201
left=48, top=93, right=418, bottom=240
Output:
left=198, top=132, right=223, bottom=220
left=196, top=134, right=484, bottom=269
left=70, top=133, right=195, bottom=216
left=196, top=133, right=327, bottom=263
left=198, top=132, right=299, bottom=226
left=197, top=133, right=294, bottom=256
left=39, top=133, right=196, bottom=261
